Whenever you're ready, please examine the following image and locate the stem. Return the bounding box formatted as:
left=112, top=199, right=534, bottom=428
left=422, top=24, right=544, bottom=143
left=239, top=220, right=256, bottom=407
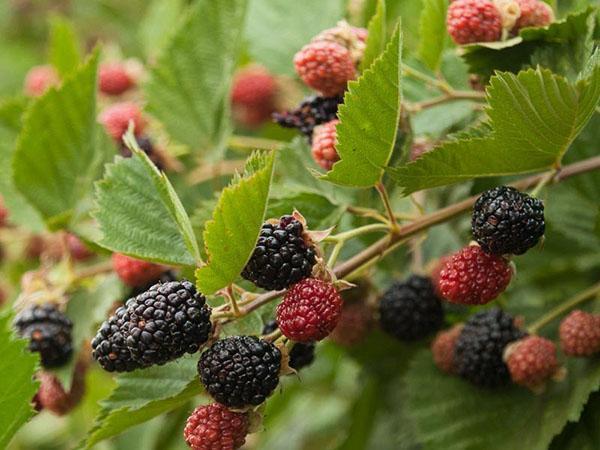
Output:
left=262, top=328, right=282, bottom=342
left=402, top=64, right=453, bottom=94
left=346, top=206, right=415, bottom=223
left=528, top=281, right=600, bottom=334
left=327, top=242, right=344, bottom=268
left=226, top=285, right=241, bottom=317
left=233, top=155, right=600, bottom=318
left=376, top=182, right=399, bottom=231
left=72, top=261, right=113, bottom=283
left=326, top=223, right=390, bottom=243
left=228, top=135, right=286, bottom=152
left=407, top=91, right=486, bottom=113
left=530, top=168, right=558, bottom=197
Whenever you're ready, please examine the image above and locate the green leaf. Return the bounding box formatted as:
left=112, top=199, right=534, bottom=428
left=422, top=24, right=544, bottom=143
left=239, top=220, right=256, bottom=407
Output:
left=83, top=357, right=200, bottom=448
left=145, top=0, right=246, bottom=154
left=245, top=0, right=344, bottom=76
left=0, top=313, right=39, bottom=449
left=267, top=190, right=345, bottom=230
left=550, top=392, right=600, bottom=450
left=389, top=57, right=600, bottom=194
left=195, top=151, right=275, bottom=294
left=138, top=0, right=185, bottom=61
left=94, top=150, right=197, bottom=266
left=322, top=24, right=403, bottom=188
left=12, top=51, right=100, bottom=229
left=417, top=0, right=449, bottom=72
left=48, top=16, right=81, bottom=77
left=404, top=350, right=600, bottom=450
left=462, top=8, right=596, bottom=81
left=360, top=0, right=387, bottom=71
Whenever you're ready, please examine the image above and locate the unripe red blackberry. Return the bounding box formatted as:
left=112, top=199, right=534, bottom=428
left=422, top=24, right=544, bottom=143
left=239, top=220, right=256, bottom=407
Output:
left=273, top=95, right=343, bottom=141
left=0, top=195, right=8, bottom=227
left=66, top=234, right=94, bottom=261
left=446, top=0, right=503, bottom=45
left=93, top=280, right=211, bottom=370
left=329, top=301, right=373, bottom=347
left=241, top=215, right=317, bottom=291
left=559, top=310, right=600, bottom=357
left=311, top=120, right=339, bottom=170
left=455, top=308, right=526, bottom=387
left=312, top=21, right=368, bottom=67
left=513, top=0, right=554, bottom=34
left=263, top=320, right=315, bottom=370
left=99, top=102, right=146, bottom=141
left=198, top=336, right=281, bottom=408
left=231, top=66, right=277, bottom=128
left=472, top=186, right=545, bottom=255
left=112, top=253, right=166, bottom=287
left=24, top=65, right=60, bottom=97
left=431, top=325, right=462, bottom=374
left=504, top=335, right=559, bottom=390
left=437, top=245, right=512, bottom=305
left=184, top=403, right=249, bottom=450
left=379, top=275, right=444, bottom=341
left=277, top=278, right=343, bottom=342
left=294, top=40, right=356, bottom=96
left=99, top=62, right=135, bottom=96
left=14, top=303, right=73, bottom=368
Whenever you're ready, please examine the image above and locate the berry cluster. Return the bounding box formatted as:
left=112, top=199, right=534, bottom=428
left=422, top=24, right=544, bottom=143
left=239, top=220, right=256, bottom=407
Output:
left=447, top=0, right=554, bottom=45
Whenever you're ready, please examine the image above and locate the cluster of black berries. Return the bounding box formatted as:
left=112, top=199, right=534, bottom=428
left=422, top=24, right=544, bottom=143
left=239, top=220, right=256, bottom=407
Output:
left=92, top=280, right=212, bottom=372
left=273, top=95, right=343, bottom=142
left=472, top=186, right=545, bottom=256
left=15, top=303, right=73, bottom=368
left=242, top=215, right=317, bottom=291
left=379, top=275, right=444, bottom=341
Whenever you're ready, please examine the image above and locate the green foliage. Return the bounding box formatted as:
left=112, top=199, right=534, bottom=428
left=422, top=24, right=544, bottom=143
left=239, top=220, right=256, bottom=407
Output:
left=196, top=151, right=275, bottom=294
left=389, top=56, right=600, bottom=194
left=145, top=0, right=247, bottom=154
left=0, top=314, right=39, bottom=449
left=94, top=149, right=198, bottom=266
left=463, top=8, right=597, bottom=80
left=138, top=0, right=185, bottom=61
left=49, top=17, right=81, bottom=77
left=267, top=190, right=345, bottom=230
left=418, top=0, right=449, bottom=72
left=361, top=0, right=387, bottom=71
left=83, top=357, right=200, bottom=449
left=404, top=351, right=600, bottom=450
left=12, top=52, right=101, bottom=229
left=322, top=24, right=403, bottom=188
left=245, top=0, right=345, bottom=76
left=551, top=392, right=600, bottom=450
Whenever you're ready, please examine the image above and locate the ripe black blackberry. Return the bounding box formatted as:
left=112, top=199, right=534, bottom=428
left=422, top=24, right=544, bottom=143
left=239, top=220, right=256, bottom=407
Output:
left=92, top=280, right=211, bottom=371
left=119, top=135, right=164, bottom=170
left=379, top=275, right=444, bottom=341
left=273, top=95, right=343, bottom=141
left=91, top=308, right=142, bottom=372
left=198, top=335, right=281, bottom=408
left=263, top=320, right=315, bottom=370
left=472, top=186, right=545, bottom=255
left=14, top=304, right=73, bottom=368
left=241, top=215, right=317, bottom=291
left=455, top=308, right=527, bottom=387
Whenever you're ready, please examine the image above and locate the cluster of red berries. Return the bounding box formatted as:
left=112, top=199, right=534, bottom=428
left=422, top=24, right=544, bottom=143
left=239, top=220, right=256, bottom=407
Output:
left=447, top=0, right=554, bottom=45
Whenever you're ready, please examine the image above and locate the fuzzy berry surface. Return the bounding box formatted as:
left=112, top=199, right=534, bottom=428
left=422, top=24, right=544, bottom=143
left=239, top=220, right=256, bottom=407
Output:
left=379, top=275, right=444, bottom=341
left=437, top=245, right=512, bottom=305
left=99, top=102, right=146, bottom=140
left=24, top=65, right=60, bottom=97
left=198, top=335, right=281, bottom=408
left=446, top=0, right=503, bottom=45
left=513, top=0, right=554, bottom=33
left=263, top=320, right=315, bottom=370
left=241, top=215, right=317, bottom=291
left=112, top=253, right=166, bottom=287
left=472, top=186, right=545, bottom=255
left=273, top=95, right=343, bottom=140
left=294, top=41, right=356, bottom=96
left=99, top=63, right=135, bottom=96
left=455, top=308, right=527, bottom=387
left=559, top=310, right=600, bottom=356
left=431, top=325, right=462, bottom=374
left=329, top=301, right=373, bottom=347
left=15, top=303, right=73, bottom=368
left=277, top=279, right=343, bottom=342
left=505, top=336, right=559, bottom=389
left=311, top=120, right=340, bottom=170
left=184, top=403, right=249, bottom=450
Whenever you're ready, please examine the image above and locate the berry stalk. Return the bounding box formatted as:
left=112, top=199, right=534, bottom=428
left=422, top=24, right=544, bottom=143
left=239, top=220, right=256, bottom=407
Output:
left=528, top=281, right=600, bottom=334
